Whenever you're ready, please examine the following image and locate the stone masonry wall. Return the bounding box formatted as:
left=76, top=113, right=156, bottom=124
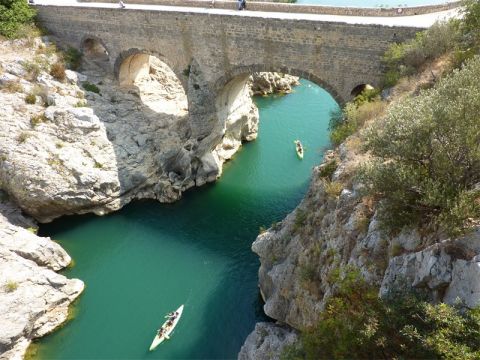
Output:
left=35, top=4, right=419, bottom=159
left=79, top=0, right=461, bottom=17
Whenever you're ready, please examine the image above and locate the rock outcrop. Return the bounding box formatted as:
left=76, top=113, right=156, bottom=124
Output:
left=0, top=37, right=260, bottom=222
left=0, top=197, right=84, bottom=360
left=249, top=73, right=300, bottom=96
left=241, top=61, right=480, bottom=358
left=238, top=322, right=298, bottom=360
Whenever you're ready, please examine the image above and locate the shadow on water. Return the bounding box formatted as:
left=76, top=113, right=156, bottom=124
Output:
left=36, top=79, right=338, bottom=359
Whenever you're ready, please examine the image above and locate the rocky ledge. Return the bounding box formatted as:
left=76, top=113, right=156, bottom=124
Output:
left=0, top=196, right=84, bottom=360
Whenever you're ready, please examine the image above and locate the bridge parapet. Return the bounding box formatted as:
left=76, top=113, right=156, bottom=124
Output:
left=78, top=0, right=460, bottom=17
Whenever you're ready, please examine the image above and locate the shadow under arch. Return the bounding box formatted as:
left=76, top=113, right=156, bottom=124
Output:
left=214, top=65, right=346, bottom=106
left=113, top=48, right=188, bottom=94
left=80, top=35, right=110, bottom=70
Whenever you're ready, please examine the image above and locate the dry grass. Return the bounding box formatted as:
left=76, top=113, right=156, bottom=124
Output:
left=50, top=61, right=66, bottom=82
left=323, top=180, right=343, bottom=198
left=2, top=80, right=23, bottom=93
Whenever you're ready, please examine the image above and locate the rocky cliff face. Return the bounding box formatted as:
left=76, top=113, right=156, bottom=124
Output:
left=0, top=39, right=296, bottom=223
left=0, top=195, right=84, bottom=360
left=0, top=37, right=260, bottom=222
left=241, top=62, right=480, bottom=358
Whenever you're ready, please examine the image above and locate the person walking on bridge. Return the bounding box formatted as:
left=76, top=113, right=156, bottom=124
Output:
left=237, top=0, right=246, bottom=10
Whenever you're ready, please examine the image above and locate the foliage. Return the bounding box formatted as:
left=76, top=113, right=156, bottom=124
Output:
left=318, top=160, right=337, bottom=180
left=353, top=88, right=380, bottom=107
left=323, top=180, right=343, bottom=198
left=4, top=280, right=18, bottom=292
left=460, top=0, right=480, bottom=51
left=284, top=270, right=480, bottom=360
left=0, top=0, right=36, bottom=39
left=382, top=21, right=460, bottom=86
left=293, top=209, right=307, bottom=232
left=63, top=47, right=82, bottom=70
left=30, top=113, right=46, bottom=127
left=361, top=56, right=480, bottom=236
left=329, top=100, right=385, bottom=146
left=25, top=93, right=36, bottom=104
left=50, top=61, right=66, bottom=81
left=82, top=81, right=100, bottom=94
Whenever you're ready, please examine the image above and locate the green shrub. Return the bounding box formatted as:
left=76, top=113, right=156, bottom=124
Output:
left=460, top=0, right=480, bottom=50
left=382, top=21, right=460, bottom=86
left=17, top=131, right=30, bottom=143
left=284, top=270, right=480, bottom=360
left=361, top=56, right=480, bottom=236
left=30, top=113, right=46, bottom=127
left=82, top=81, right=100, bottom=94
left=0, top=0, right=36, bottom=39
left=4, top=280, right=18, bottom=293
left=25, top=93, right=36, bottom=104
left=293, top=209, right=307, bottom=232
left=329, top=101, right=385, bottom=146
left=63, top=47, right=82, bottom=70
left=318, top=160, right=337, bottom=179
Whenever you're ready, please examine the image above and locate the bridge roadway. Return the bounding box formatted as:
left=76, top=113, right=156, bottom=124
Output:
left=34, top=0, right=458, bottom=146
left=36, top=0, right=457, bottom=28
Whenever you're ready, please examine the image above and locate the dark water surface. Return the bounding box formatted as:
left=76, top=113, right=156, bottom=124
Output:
left=35, top=80, right=338, bottom=359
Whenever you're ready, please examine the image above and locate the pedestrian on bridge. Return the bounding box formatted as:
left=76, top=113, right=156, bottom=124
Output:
left=119, top=0, right=126, bottom=8
left=237, top=0, right=246, bottom=10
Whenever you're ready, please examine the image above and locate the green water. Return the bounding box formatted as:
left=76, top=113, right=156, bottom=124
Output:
left=35, top=80, right=338, bottom=359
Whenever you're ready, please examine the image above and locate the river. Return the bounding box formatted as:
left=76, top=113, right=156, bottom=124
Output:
left=34, top=79, right=338, bottom=359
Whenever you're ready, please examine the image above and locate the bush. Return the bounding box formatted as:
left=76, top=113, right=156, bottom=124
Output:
left=0, top=0, right=36, bottom=39
left=82, top=81, right=100, bottom=94
left=50, top=61, right=66, bottom=81
left=382, top=21, right=460, bottom=86
left=318, top=160, right=337, bottom=179
left=461, top=0, right=480, bottom=50
left=4, top=280, right=18, bottom=293
left=284, top=270, right=480, bottom=360
left=329, top=100, right=385, bottom=146
left=30, top=113, right=46, bottom=127
left=63, top=47, right=82, bottom=70
left=25, top=93, right=36, bottom=104
left=361, top=56, right=480, bottom=236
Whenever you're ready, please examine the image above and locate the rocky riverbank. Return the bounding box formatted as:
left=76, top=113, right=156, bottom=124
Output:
left=0, top=195, right=84, bottom=360
left=240, top=59, right=480, bottom=358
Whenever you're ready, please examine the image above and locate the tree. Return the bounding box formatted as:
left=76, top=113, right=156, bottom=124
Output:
left=0, top=0, right=36, bottom=38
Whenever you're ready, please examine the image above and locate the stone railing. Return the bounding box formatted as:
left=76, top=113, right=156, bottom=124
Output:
left=78, top=0, right=460, bottom=16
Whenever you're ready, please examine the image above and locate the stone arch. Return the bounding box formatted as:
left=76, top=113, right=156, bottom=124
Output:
left=214, top=65, right=345, bottom=106
left=80, top=35, right=110, bottom=68
left=114, top=48, right=187, bottom=93
left=113, top=48, right=188, bottom=115
left=351, top=83, right=375, bottom=98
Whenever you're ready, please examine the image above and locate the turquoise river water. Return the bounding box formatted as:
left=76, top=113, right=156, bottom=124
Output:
left=34, top=80, right=338, bottom=359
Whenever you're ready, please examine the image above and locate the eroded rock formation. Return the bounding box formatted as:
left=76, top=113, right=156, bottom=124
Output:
left=0, top=197, right=84, bottom=360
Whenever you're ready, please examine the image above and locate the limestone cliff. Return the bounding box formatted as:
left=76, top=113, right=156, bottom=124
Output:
left=0, top=37, right=259, bottom=222
left=0, top=195, right=84, bottom=360
left=241, top=60, right=480, bottom=358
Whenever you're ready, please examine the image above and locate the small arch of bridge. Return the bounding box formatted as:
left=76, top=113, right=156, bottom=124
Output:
left=113, top=48, right=188, bottom=93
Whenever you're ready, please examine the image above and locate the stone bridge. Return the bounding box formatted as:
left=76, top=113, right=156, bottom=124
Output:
left=34, top=1, right=450, bottom=141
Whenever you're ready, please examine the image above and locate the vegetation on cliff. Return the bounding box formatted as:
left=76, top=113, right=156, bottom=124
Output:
left=283, top=270, right=480, bottom=360
left=281, top=2, right=480, bottom=358
left=0, top=0, right=36, bottom=38
left=362, top=55, right=480, bottom=236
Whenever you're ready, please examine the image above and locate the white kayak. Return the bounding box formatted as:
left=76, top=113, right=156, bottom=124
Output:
left=149, top=305, right=184, bottom=351
left=294, top=140, right=304, bottom=159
